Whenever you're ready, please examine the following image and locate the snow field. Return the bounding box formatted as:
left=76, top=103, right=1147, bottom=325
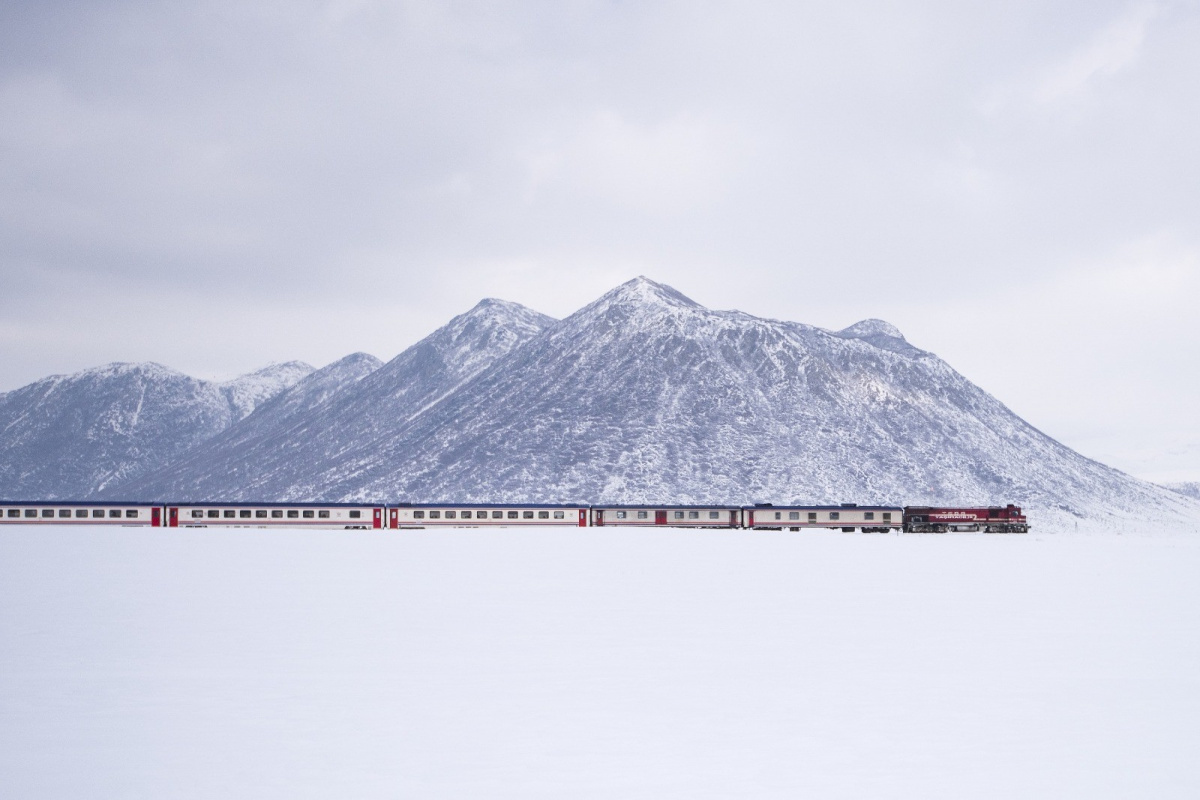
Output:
left=1, top=527, right=1198, bottom=798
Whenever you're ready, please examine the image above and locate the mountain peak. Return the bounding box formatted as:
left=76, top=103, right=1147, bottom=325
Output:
left=592, top=276, right=704, bottom=312
left=838, top=319, right=904, bottom=340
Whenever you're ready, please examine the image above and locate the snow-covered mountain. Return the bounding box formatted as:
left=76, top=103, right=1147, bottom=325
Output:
left=119, top=299, right=555, bottom=500
left=0, top=361, right=311, bottom=499
left=114, top=277, right=1199, bottom=529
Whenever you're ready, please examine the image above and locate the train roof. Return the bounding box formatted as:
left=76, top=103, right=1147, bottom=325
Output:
left=394, top=502, right=588, bottom=508
left=0, top=500, right=161, bottom=506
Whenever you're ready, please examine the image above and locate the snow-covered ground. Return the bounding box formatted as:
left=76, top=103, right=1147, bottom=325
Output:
left=2, top=526, right=1198, bottom=799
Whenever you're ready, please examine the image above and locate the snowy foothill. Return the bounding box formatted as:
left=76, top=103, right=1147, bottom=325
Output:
left=2, top=525, right=1199, bottom=798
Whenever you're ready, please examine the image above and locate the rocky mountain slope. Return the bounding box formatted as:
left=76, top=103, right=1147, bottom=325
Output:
left=0, top=361, right=311, bottom=499
left=117, top=299, right=555, bottom=500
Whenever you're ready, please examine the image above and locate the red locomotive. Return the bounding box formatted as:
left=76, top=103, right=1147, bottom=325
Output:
left=903, top=505, right=1028, bottom=533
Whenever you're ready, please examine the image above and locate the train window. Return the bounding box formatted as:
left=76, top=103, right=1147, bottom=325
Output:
left=538, top=511, right=549, bottom=519
left=192, top=510, right=203, bottom=518
left=709, top=511, right=719, bottom=519
left=349, top=510, right=361, bottom=519
left=492, top=510, right=503, bottom=519
left=445, top=510, right=456, bottom=519
left=208, top=510, right=219, bottom=518
left=637, top=510, right=648, bottom=519
left=789, top=511, right=799, bottom=520
left=674, top=511, right=684, bottom=520
left=94, top=510, right=105, bottom=518
left=25, top=509, right=37, bottom=518
left=287, top=510, right=299, bottom=518
left=428, top=510, right=440, bottom=519
left=882, top=512, right=891, bottom=522
left=808, top=512, right=817, bottom=522
left=688, top=511, right=699, bottom=519
left=829, top=511, right=840, bottom=521
left=523, top=511, right=534, bottom=519
left=864, top=511, right=874, bottom=520
left=318, top=510, right=330, bottom=519
left=42, top=509, right=54, bottom=518
left=6, top=509, right=19, bottom=517
left=256, top=510, right=267, bottom=518
left=109, top=509, right=121, bottom=518
left=59, top=509, right=72, bottom=517
left=774, top=511, right=781, bottom=520
left=239, top=510, right=251, bottom=519
left=303, top=510, right=315, bottom=519
left=224, top=510, right=236, bottom=519
left=616, top=511, right=627, bottom=519
left=507, top=511, right=518, bottom=519
left=73, top=509, right=87, bottom=518
left=413, top=510, right=425, bottom=519
left=553, top=510, right=564, bottom=519
left=272, top=510, right=283, bottom=518
left=126, top=510, right=138, bottom=518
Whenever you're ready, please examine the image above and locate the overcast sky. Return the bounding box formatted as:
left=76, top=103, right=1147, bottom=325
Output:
left=2, top=0, right=1198, bottom=482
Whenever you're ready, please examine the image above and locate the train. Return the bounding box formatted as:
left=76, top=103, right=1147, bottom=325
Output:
left=0, top=500, right=1030, bottom=532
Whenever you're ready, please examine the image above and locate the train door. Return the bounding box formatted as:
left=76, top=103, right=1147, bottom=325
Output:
left=655, top=510, right=667, bottom=525
left=388, top=508, right=398, bottom=529
left=594, top=509, right=604, bottom=526
left=373, top=508, right=382, bottom=529
left=578, top=509, right=587, bottom=527
left=168, top=507, right=178, bottom=527
left=151, top=507, right=161, bottom=527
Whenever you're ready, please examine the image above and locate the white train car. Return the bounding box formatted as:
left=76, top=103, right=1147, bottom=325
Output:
left=743, top=504, right=902, bottom=532
left=0, top=501, right=164, bottom=526
left=389, top=503, right=588, bottom=528
left=591, top=505, right=741, bottom=528
left=167, top=502, right=383, bottom=529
